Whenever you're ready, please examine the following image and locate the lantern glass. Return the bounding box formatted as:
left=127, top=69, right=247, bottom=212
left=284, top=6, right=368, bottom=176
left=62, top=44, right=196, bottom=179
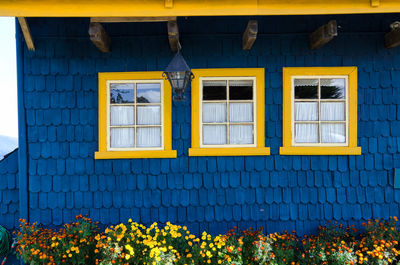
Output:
left=163, top=51, right=194, bottom=101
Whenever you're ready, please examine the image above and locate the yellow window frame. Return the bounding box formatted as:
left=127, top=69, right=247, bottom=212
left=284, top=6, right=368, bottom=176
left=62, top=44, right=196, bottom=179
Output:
left=280, top=67, right=361, bottom=155
left=189, top=68, right=270, bottom=157
left=95, top=71, right=177, bottom=159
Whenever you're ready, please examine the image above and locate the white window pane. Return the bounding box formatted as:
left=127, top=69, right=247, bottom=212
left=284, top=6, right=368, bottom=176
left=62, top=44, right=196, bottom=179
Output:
left=137, top=106, right=161, bottom=125
left=137, top=127, right=161, bottom=147
left=136, top=83, right=161, bottom=103
left=321, top=102, right=345, bottom=121
left=110, top=128, right=134, bottom=148
left=229, top=103, right=253, bottom=122
left=295, top=123, right=318, bottom=143
left=230, top=125, right=253, bottom=144
left=202, top=103, right=227, bottom=123
left=321, top=123, right=346, bottom=143
left=295, top=102, right=318, bottom=121
left=110, top=106, right=134, bottom=126
left=203, top=125, right=227, bottom=145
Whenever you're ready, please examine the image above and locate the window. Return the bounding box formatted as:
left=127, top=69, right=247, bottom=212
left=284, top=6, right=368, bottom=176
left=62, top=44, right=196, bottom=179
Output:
left=95, top=72, right=176, bottom=159
left=189, top=68, right=270, bottom=156
left=280, top=67, right=361, bottom=155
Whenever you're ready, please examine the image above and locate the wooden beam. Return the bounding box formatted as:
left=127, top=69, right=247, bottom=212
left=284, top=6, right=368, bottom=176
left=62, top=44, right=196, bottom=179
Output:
left=242, top=20, right=258, bottom=50
left=90, top=16, right=176, bottom=23
left=167, top=20, right=180, bottom=52
left=309, top=20, right=337, bottom=50
left=385, top=21, right=400, bottom=49
left=88, top=22, right=111, bottom=53
left=17, top=17, right=35, bottom=51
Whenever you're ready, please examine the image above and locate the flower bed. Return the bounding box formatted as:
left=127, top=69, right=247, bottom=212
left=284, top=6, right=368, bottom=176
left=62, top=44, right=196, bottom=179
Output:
left=14, top=216, right=399, bottom=265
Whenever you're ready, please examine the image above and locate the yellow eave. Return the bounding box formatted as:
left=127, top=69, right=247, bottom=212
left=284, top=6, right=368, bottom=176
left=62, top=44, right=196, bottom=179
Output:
left=1, top=0, right=400, bottom=17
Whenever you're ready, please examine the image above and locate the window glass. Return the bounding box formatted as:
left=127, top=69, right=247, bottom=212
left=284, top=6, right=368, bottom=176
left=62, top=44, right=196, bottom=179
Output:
left=202, top=103, right=227, bottom=123
left=230, top=125, right=253, bottom=144
left=137, top=83, right=161, bottom=103
left=321, top=123, right=345, bottom=143
left=110, top=83, right=134, bottom=103
left=110, top=128, right=135, bottom=148
left=109, top=81, right=162, bottom=150
left=294, top=79, right=318, bottom=99
left=203, top=125, right=227, bottom=145
left=137, top=127, right=161, bottom=147
left=203, top=80, right=227, bottom=100
left=295, top=124, right=318, bottom=143
left=229, top=80, right=253, bottom=100
left=110, top=106, right=134, bottom=126
left=321, top=78, right=345, bottom=99
left=137, top=106, right=161, bottom=125
left=229, top=103, right=253, bottom=122
left=201, top=78, right=255, bottom=146
left=293, top=77, right=347, bottom=145
left=294, top=102, right=318, bottom=121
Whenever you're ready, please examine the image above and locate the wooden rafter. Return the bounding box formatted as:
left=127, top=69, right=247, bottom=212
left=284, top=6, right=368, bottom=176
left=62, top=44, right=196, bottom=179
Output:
left=167, top=20, right=180, bottom=52
left=242, top=20, right=258, bottom=50
left=17, top=17, right=35, bottom=51
left=309, top=20, right=337, bottom=50
left=88, top=22, right=111, bottom=53
left=90, top=16, right=177, bottom=23
left=384, top=21, right=400, bottom=49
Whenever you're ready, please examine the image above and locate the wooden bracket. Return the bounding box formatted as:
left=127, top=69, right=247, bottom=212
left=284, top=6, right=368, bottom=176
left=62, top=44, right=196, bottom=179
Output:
left=309, top=20, right=337, bottom=50
left=17, top=17, right=35, bottom=51
left=242, top=20, right=258, bottom=50
left=88, top=22, right=111, bottom=53
left=385, top=21, right=400, bottom=49
left=167, top=20, right=180, bottom=52
left=90, top=17, right=176, bottom=23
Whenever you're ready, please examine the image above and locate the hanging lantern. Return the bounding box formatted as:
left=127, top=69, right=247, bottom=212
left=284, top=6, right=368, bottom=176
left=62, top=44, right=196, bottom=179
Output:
left=163, top=51, right=194, bottom=101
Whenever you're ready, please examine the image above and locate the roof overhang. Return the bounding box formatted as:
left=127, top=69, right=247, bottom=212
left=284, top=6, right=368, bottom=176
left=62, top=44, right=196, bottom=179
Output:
left=1, top=0, right=400, bottom=17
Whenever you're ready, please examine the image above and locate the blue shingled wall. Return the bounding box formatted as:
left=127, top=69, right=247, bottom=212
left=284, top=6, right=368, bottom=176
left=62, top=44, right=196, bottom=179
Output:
left=20, top=14, right=400, bottom=235
left=0, top=149, right=19, bottom=230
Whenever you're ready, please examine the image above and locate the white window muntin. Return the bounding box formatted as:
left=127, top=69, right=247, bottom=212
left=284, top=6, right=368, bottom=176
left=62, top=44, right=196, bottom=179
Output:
left=199, top=76, right=257, bottom=148
left=291, top=75, right=349, bottom=147
left=106, top=79, right=164, bottom=151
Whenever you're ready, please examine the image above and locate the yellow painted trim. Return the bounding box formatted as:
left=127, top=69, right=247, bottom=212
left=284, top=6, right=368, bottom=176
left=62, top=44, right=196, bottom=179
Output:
left=189, top=147, right=270, bottom=157
left=190, top=68, right=268, bottom=157
left=2, top=0, right=400, bottom=17
left=280, top=66, right=361, bottom=156
left=96, top=71, right=176, bottom=159
left=95, top=150, right=177, bottom=159
left=279, top=147, right=361, bottom=155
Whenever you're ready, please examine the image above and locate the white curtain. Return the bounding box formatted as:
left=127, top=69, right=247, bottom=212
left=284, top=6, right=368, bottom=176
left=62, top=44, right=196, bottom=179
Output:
left=229, top=80, right=253, bottom=87
left=230, top=125, right=253, bottom=144
left=137, top=127, right=161, bottom=147
left=230, top=103, right=253, bottom=122
left=110, top=106, right=134, bottom=126
left=137, top=106, right=161, bottom=125
left=294, top=102, right=318, bottom=121
left=202, top=103, right=226, bottom=123
left=295, top=123, right=318, bottom=143
left=321, top=123, right=345, bottom=143
left=110, top=128, right=134, bottom=148
left=321, top=102, right=345, bottom=121
left=203, top=125, right=227, bottom=145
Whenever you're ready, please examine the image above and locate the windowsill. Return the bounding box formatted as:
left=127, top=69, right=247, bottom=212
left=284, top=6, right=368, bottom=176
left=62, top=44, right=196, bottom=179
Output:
left=94, top=150, right=177, bottom=159
left=279, top=146, right=361, bottom=155
left=188, top=147, right=270, bottom=157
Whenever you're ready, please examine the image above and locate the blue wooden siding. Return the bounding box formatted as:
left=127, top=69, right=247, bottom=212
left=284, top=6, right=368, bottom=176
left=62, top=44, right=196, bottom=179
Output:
left=0, top=149, right=19, bottom=229
left=13, top=14, right=400, bottom=235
